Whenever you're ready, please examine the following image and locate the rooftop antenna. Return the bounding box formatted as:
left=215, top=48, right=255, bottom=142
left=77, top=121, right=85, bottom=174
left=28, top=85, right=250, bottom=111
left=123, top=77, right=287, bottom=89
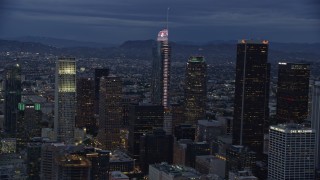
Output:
left=166, top=7, right=170, bottom=31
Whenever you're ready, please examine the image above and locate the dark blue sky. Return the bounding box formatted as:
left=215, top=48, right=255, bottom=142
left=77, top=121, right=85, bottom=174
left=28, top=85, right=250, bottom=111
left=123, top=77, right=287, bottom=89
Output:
left=0, top=0, right=319, bottom=44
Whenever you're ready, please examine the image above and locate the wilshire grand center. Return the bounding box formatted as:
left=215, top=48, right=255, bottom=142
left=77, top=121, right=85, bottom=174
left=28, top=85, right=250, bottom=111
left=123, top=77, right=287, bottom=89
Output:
left=151, top=29, right=171, bottom=108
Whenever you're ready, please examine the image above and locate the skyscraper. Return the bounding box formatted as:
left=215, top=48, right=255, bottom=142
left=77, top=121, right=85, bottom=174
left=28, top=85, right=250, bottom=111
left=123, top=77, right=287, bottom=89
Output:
left=76, top=78, right=95, bottom=134
left=54, top=58, right=76, bottom=143
left=276, top=62, right=310, bottom=124
left=98, top=75, right=123, bottom=150
left=94, top=68, right=109, bottom=115
left=311, top=80, right=320, bottom=169
left=4, top=63, right=21, bottom=136
left=268, top=124, right=315, bottom=179
left=233, top=40, right=270, bottom=154
left=151, top=29, right=171, bottom=108
left=17, top=102, right=42, bottom=150
left=139, top=129, right=173, bottom=173
left=128, top=104, right=164, bottom=162
left=185, top=56, right=207, bottom=124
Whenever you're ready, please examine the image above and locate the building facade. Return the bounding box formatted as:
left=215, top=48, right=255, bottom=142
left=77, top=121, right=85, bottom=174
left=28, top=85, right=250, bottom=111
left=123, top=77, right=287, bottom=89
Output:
left=76, top=78, right=95, bottom=135
left=268, top=124, right=315, bottom=179
left=4, top=64, right=21, bottom=136
left=276, top=62, right=310, bottom=124
left=184, top=56, right=207, bottom=124
left=54, top=58, right=76, bottom=143
left=98, top=76, right=123, bottom=150
left=233, top=40, right=270, bottom=155
left=311, top=80, right=320, bottom=169
left=151, top=29, right=171, bottom=108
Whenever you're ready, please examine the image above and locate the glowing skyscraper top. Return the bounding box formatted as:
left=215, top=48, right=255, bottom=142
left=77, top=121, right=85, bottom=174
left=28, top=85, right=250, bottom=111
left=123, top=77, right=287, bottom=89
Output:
left=151, top=28, right=171, bottom=108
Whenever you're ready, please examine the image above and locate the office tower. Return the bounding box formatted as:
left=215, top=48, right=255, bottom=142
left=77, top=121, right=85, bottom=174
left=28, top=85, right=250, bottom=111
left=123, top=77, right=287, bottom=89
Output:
left=225, top=145, right=256, bottom=179
left=185, top=56, right=207, bottom=124
left=311, top=81, right=320, bottom=169
left=173, top=139, right=210, bottom=168
left=84, top=148, right=110, bottom=180
left=128, top=104, right=164, bottom=162
left=276, top=62, right=310, bottom=124
left=54, top=58, right=76, bottom=143
left=76, top=78, right=95, bottom=134
left=17, top=102, right=42, bottom=150
left=233, top=40, right=270, bottom=154
left=4, top=63, right=21, bottom=136
left=109, top=150, right=134, bottom=173
left=151, top=29, right=171, bottom=108
left=139, top=129, right=173, bottom=173
left=94, top=68, right=109, bottom=115
left=40, top=143, right=66, bottom=179
left=268, top=124, right=315, bottom=180
left=174, top=124, right=196, bottom=141
left=196, top=119, right=225, bottom=142
left=98, top=76, right=123, bottom=150
left=56, top=154, right=91, bottom=180
left=171, top=103, right=186, bottom=133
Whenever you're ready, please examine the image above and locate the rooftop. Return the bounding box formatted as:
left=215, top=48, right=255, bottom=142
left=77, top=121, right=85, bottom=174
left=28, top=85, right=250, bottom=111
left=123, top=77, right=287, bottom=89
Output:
left=270, top=124, right=315, bottom=133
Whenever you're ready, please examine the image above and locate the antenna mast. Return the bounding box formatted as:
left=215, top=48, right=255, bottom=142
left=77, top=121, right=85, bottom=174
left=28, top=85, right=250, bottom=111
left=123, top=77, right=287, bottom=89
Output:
left=166, top=7, right=170, bottom=31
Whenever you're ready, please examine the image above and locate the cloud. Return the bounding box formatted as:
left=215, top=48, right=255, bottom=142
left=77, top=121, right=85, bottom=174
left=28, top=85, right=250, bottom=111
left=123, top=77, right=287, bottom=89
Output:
left=0, top=0, right=319, bottom=43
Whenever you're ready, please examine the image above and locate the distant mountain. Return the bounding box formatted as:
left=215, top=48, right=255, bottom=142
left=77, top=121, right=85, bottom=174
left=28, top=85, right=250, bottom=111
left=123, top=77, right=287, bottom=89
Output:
left=7, top=36, right=115, bottom=48
left=0, top=39, right=319, bottom=63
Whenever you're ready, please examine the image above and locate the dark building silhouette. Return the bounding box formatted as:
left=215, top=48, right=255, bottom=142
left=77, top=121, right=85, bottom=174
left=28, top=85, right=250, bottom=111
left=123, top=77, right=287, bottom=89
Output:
left=98, top=76, right=123, bottom=150
left=76, top=78, right=95, bottom=135
left=4, top=63, right=21, bottom=136
left=94, top=68, right=109, bottom=114
left=128, top=104, right=164, bottom=162
left=185, top=56, right=207, bottom=124
left=151, top=29, right=171, bottom=108
left=174, top=124, right=196, bottom=141
left=233, top=40, right=270, bottom=155
left=276, top=62, right=310, bottom=124
left=17, top=102, right=42, bottom=150
left=185, top=142, right=210, bottom=168
left=225, top=145, right=257, bottom=179
left=139, top=129, right=173, bottom=174
left=84, top=148, right=110, bottom=180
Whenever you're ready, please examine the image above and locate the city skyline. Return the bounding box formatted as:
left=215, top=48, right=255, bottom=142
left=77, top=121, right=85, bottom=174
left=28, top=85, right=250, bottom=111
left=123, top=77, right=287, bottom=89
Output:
left=0, top=0, right=319, bottom=44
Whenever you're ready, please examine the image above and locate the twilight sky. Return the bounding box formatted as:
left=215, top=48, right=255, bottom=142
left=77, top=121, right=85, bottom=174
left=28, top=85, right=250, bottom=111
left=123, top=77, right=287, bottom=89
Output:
left=0, top=0, right=319, bottom=44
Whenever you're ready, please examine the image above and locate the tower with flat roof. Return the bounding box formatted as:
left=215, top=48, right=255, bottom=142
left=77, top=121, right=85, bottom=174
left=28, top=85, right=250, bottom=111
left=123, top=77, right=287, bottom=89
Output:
left=54, top=58, right=76, bottom=143
left=268, top=124, right=315, bottom=179
left=233, top=40, right=270, bottom=155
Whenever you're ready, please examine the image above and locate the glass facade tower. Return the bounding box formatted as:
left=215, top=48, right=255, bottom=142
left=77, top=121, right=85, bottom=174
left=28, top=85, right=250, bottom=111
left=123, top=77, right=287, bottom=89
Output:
left=233, top=40, right=270, bottom=155
left=54, top=58, right=76, bottom=143
left=151, top=29, right=171, bottom=108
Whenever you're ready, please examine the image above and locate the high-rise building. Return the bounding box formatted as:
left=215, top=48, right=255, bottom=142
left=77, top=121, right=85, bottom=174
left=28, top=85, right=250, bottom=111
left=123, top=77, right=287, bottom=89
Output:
left=98, top=76, right=123, bottom=150
left=174, top=124, right=196, bottom=141
left=276, top=62, right=310, bottom=124
left=4, top=63, right=21, bottom=136
left=268, top=124, right=315, bottom=179
left=84, top=148, right=110, bottom=180
left=139, top=129, right=173, bottom=173
left=151, top=29, right=171, bottom=108
left=225, top=145, right=256, bottom=179
left=233, top=40, right=270, bottom=154
left=311, top=81, right=320, bottom=169
left=94, top=68, right=109, bottom=115
left=54, top=58, right=76, bottom=143
left=56, top=154, right=91, bottom=180
left=185, top=56, right=207, bottom=124
left=128, top=104, right=164, bottom=162
left=76, top=78, right=95, bottom=134
left=17, top=102, right=42, bottom=150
